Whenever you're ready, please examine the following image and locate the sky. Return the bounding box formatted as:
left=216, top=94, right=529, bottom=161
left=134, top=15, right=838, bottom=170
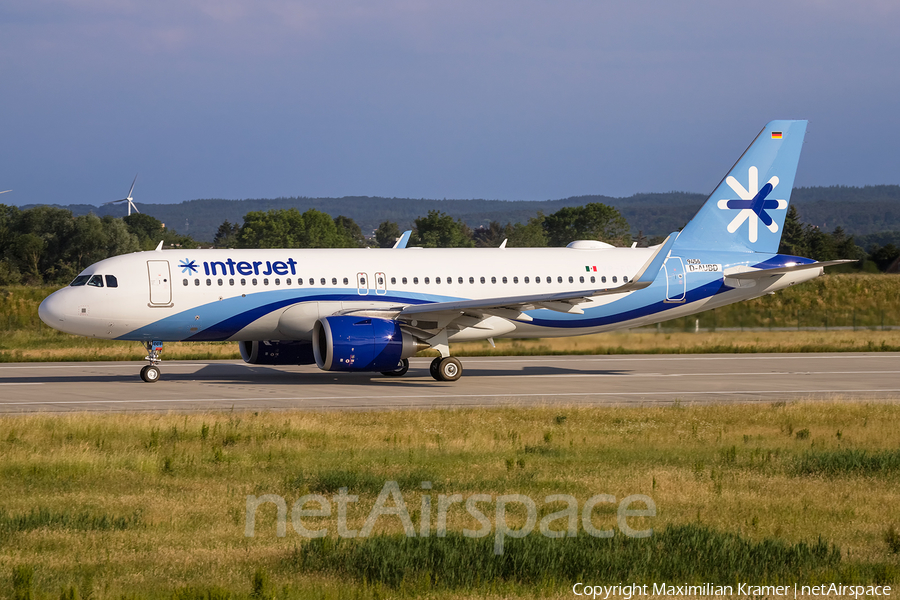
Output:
left=2, top=0, right=899, bottom=207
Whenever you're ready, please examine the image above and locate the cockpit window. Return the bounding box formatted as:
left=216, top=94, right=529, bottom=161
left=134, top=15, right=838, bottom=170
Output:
left=70, top=275, right=90, bottom=287
left=105, top=275, right=118, bottom=288
left=87, top=275, right=104, bottom=287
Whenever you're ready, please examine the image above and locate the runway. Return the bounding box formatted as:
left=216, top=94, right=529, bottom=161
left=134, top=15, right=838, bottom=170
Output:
left=1, top=353, right=899, bottom=413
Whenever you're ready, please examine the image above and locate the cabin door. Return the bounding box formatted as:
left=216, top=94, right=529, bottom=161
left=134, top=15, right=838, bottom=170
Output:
left=664, top=257, right=686, bottom=303
left=147, top=260, right=172, bottom=306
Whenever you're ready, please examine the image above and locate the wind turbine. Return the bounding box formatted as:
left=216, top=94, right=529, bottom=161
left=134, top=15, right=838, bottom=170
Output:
left=105, top=175, right=140, bottom=216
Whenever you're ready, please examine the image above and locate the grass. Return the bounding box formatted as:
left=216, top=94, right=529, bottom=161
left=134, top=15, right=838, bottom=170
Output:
left=1, top=402, right=899, bottom=597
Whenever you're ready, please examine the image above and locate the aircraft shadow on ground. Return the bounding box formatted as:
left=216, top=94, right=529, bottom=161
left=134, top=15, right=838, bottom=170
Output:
left=0, top=363, right=630, bottom=387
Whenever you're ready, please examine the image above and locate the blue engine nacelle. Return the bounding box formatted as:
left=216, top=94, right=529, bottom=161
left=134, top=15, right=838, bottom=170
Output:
left=239, top=340, right=316, bottom=365
left=313, top=316, right=424, bottom=372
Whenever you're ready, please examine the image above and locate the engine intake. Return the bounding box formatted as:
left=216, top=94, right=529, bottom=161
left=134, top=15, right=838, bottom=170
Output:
left=239, top=340, right=316, bottom=365
left=313, top=316, right=424, bottom=372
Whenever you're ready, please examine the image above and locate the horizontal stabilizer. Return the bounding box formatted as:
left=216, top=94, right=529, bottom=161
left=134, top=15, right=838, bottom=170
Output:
left=724, top=260, right=855, bottom=280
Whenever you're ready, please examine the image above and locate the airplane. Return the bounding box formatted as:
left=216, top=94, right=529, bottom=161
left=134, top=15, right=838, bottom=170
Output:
left=39, top=120, right=849, bottom=383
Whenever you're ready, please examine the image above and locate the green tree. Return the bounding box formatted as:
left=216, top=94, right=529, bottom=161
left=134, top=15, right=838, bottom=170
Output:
left=374, top=220, right=402, bottom=248
left=870, top=244, right=900, bottom=271
left=412, top=210, right=474, bottom=248
left=506, top=214, right=548, bottom=247
left=473, top=221, right=512, bottom=248
left=543, top=203, right=630, bottom=247
left=778, top=205, right=808, bottom=256
left=213, top=221, right=240, bottom=248
left=124, top=213, right=166, bottom=250
left=237, top=208, right=353, bottom=249
left=333, top=215, right=366, bottom=247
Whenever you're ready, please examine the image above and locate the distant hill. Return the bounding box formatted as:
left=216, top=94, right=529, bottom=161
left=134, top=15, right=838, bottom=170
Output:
left=21, top=185, right=900, bottom=242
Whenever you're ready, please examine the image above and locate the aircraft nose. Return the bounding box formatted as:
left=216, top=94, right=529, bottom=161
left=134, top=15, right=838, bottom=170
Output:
left=39, top=290, right=67, bottom=327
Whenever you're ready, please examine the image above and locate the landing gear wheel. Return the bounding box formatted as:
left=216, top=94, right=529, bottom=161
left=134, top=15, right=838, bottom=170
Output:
left=140, top=365, right=161, bottom=383
left=435, top=357, right=462, bottom=382
left=430, top=357, right=442, bottom=380
left=381, top=358, right=409, bottom=377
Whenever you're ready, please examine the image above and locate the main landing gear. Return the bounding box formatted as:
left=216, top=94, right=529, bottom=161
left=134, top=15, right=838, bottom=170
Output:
left=381, top=358, right=410, bottom=377
left=430, top=356, right=462, bottom=382
left=140, top=340, right=164, bottom=383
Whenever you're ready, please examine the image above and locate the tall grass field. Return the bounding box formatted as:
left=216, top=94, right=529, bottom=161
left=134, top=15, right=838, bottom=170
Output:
left=1, top=403, right=899, bottom=598
left=4, top=274, right=900, bottom=361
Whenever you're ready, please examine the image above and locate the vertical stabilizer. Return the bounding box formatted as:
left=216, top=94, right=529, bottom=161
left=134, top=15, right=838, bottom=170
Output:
left=674, top=120, right=807, bottom=253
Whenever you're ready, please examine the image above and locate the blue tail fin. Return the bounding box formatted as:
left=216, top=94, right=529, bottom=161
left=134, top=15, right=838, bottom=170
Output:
left=674, top=120, right=807, bottom=253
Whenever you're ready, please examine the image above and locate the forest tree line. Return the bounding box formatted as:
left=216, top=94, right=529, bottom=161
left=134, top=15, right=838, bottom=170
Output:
left=2, top=200, right=900, bottom=286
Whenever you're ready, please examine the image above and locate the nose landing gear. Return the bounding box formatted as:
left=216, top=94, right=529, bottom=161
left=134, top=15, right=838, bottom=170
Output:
left=140, top=340, right=164, bottom=383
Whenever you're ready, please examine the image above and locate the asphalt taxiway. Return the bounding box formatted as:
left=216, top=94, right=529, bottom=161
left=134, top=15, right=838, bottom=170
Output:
left=1, top=353, right=899, bottom=413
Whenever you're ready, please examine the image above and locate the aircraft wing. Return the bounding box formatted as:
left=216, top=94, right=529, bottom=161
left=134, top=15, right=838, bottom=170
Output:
left=724, top=259, right=855, bottom=280
left=392, top=231, right=678, bottom=320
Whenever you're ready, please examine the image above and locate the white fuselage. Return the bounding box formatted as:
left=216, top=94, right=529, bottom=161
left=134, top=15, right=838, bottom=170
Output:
left=38, top=246, right=820, bottom=344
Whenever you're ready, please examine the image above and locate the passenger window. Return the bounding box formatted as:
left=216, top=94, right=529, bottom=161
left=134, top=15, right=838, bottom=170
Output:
left=480, top=277, right=485, bottom=284
left=106, top=275, right=119, bottom=288
left=413, top=277, right=419, bottom=284
left=241, top=279, right=247, bottom=286
left=88, top=275, right=104, bottom=287
left=320, top=278, right=326, bottom=286
left=491, top=276, right=496, bottom=284
left=568, top=276, right=574, bottom=283
left=183, top=279, right=188, bottom=286
left=274, top=278, right=280, bottom=285
left=524, top=276, right=530, bottom=283
left=286, top=278, right=291, bottom=285
left=309, top=278, right=314, bottom=285
left=298, top=278, right=303, bottom=285
left=402, top=277, right=408, bottom=284
left=70, top=275, right=90, bottom=287
left=345, top=278, right=350, bottom=285
left=601, top=276, right=607, bottom=283
left=535, top=277, right=541, bottom=284
left=229, top=279, right=235, bottom=286
left=579, top=276, right=584, bottom=283
left=424, top=277, right=430, bottom=284
left=252, top=278, right=257, bottom=285
left=623, top=276, right=628, bottom=283
left=590, top=276, right=595, bottom=283
left=469, top=277, right=474, bottom=284
left=332, top=277, right=337, bottom=285
left=612, top=276, right=618, bottom=283
left=206, top=279, right=212, bottom=286
left=436, top=277, right=441, bottom=284
left=558, top=276, right=563, bottom=283
left=263, top=278, right=269, bottom=285
left=378, top=276, right=384, bottom=285
left=446, top=276, right=451, bottom=284
left=218, top=279, right=223, bottom=286
left=502, top=277, right=507, bottom=284
left=390, top=277, right=396, bottom=285
left=458, top=277, right=463, bottom=284
left=513, top=277, right=519, bottom=284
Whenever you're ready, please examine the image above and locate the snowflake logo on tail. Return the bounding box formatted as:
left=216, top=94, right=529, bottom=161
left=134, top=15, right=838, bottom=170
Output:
left=179, top=259, right=198, bottom=275
left=716, top=166, right=787, bottom=243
